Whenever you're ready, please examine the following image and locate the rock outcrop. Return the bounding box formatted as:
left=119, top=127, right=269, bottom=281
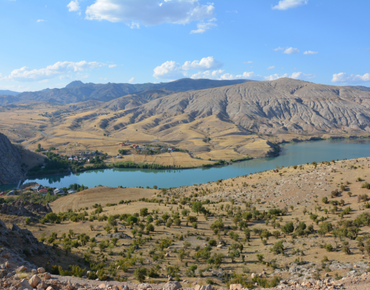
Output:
left=0, top=219, right=49, bottom=257
left=0, top=133, right=23, bottom=185
left=0, top=200, right=52, bottom=217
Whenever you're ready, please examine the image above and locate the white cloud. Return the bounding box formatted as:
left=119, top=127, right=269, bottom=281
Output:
left=265, top=72, right=315, bottom=81
left=290, top=72, right=316, bottom=80
left=128, top=77, right=135, bottom=83
left=246, top=61, right=253, bottom=64
left=267, top=66, right=275, bottom=70
left=190, top=18, right=217, bottom=34
left=37, top=19, right=45, bottom=23
left=272, top=0, right=308, bottom=10
left=108, top=64, right=117, bottom=68
left=303, top=50, right=318, bottom=55
left=265, top=73, right=289, bottom=81
left=153, top=61, right=184, bottom=79
left=129, top=22, right=140, bottom=29
left=332, top=72, right=370, bottom=84
left=284, top=47, right=300, bottom=54
left=3, top=61, right=104, bottom=82
left=273, top=47, right=285, bottom=51
left=67, top=0, right=80, bottom=12
left=191, top=70, right=257, bottom=80
left=182, top=57, right=222, bottom=71
left=153, top=57, right=223, bottom=79
left=86, top=0, right=215, bottom=31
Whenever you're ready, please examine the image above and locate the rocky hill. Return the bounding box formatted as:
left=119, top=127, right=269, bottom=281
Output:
left=117, top=78, right=370, bottom=135
left=0, top=133, right=24, bottom=185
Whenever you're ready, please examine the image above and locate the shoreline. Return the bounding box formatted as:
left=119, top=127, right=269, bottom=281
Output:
left=7, top=135, right=370, bottom=190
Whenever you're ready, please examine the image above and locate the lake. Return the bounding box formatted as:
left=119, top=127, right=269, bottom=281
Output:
left=18, top=139, right=370, bottom=190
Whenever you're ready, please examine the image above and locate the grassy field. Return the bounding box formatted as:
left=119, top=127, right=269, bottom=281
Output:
left=1, top=156, right=369, bottom=287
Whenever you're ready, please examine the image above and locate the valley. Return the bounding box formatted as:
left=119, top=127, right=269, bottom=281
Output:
left=1, top=78, right=370, bottom=185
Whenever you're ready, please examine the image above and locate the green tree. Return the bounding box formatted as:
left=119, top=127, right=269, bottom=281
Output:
left=191, top=201, right=204, bottom=215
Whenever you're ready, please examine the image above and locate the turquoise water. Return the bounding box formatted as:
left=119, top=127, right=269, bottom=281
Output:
left=12, top=139, right=370, bottom=190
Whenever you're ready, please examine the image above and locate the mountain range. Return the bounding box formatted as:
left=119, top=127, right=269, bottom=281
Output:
left=0, top=89, right=19, bottom=96
left=0, top=78, right=250, bottom=105
left=91, top=78, right=370, bottom=136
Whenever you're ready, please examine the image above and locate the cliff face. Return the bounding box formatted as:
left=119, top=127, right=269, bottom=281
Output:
left=0, top=133, right=23, bottom=185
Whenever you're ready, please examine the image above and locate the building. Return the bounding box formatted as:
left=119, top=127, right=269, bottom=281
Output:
left=53, top=188, right=65, bottom=195
left=31, top=185, right=44, bottom=191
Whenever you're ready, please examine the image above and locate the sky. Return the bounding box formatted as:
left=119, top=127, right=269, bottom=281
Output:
left=0, top=0, right=369, bottom=92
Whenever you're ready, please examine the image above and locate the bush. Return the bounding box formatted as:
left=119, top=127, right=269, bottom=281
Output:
left=362, top=182, right=370, bottom=189
left=208, top=239, right=217, bottom=247
left=271, top=241, right=284, bottom=255
left=140, top=208, right=149, bottom=216
left=134, top=267, right=147, bottom=282
left=281, top=222, right=294, bottom=234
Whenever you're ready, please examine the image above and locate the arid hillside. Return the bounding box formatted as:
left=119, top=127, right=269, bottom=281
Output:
left=1, top=78, right=370, bottom=168
left=119, top=78, right=370, bottom=135
left=2, top=157, right=370, bottom=289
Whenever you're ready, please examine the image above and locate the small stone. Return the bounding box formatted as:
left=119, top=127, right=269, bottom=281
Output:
left=44, top=272, right=51, bottom=279
left=46, top=287, right=53, bottom=290
left=99, top=283, right=107, bottom=289
left=0, top=269, right=7, bottom=277
left=38, top=267, right=46, bottom=273
left=251, top=273, right=256, bottom=279
left=1, top=253, right=11, bottom=259
left=4, top=261, right=9, bottom=268
left=32, top=269, right=37, bottom=274
left=120, top=285, right=129, bottom=290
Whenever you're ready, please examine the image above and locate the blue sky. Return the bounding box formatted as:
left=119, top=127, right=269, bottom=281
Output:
left=0, top=0, right=369, bottom=92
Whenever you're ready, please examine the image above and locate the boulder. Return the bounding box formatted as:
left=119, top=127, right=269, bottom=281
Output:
left=38, top=267, right=46, bottom=273
left=29, top=274, right=41, bottom=288
left=138, top=283, right=152, bottom=290
left=37, top=281, right=48, bottom=289
left=19, top=278, right=33, bottom=290
left=195, top=285, right=213, bottom=290
left=163, top=281, right=182, bottom=290
left=44, top=272, right=52, bottom=279
left=17, top=265, right=27, bottom=272
left=229, top=284, right=243, bottom=290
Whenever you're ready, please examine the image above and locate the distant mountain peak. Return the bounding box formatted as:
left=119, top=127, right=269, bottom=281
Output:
left=65, top=80, right=84, bottom=88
